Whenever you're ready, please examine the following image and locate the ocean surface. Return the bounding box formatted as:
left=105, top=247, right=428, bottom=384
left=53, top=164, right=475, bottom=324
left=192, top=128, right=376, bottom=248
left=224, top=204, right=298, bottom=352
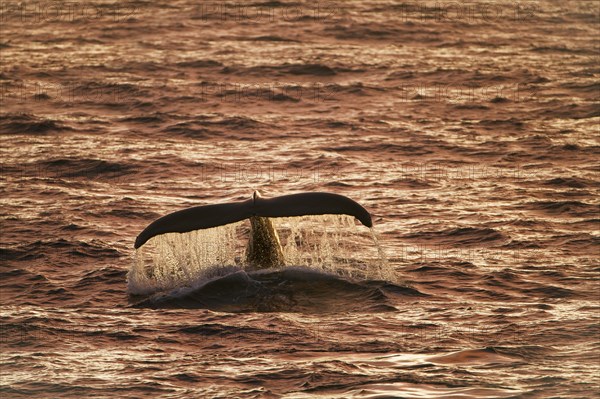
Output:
left=1, top=0, right=599, bottom=398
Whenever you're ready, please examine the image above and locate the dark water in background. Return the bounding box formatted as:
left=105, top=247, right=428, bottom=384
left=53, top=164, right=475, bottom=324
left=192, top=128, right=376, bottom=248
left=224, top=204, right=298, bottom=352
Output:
left=1, top=0, right=599, bottom=397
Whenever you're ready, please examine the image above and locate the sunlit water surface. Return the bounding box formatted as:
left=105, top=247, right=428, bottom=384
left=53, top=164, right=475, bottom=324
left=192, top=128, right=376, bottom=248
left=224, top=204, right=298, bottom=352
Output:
left=1, top=0, right=599, bottom=398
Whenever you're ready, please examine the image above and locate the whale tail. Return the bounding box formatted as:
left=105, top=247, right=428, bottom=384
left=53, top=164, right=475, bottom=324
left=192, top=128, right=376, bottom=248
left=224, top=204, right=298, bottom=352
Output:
left=134, top=191, right=372, bottom=269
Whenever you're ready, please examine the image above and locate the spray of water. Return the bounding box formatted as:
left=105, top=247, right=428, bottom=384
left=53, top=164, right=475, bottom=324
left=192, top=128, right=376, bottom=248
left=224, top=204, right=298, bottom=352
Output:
left=127, top=215, right=392, bottom=296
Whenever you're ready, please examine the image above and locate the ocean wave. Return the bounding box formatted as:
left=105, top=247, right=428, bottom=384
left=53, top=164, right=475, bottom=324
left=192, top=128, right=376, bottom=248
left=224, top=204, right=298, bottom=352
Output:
left=322, top=143, right=434, bottom=156
left=324, top=23, right=418, bottom=41
left=131, top=267, right=419, bottom=313
left=176, top=59, right=223, bottom=68
left=119, top=113, right=169, bottom=124
left=221, top=63, right=341, bottom=77
left=0, top=113, right=73, bottom=135
left=388, top=178, right=437, bottom=189
left=0, top=268, right=78, bottom=304
left=477, top=118, right=525, bottom=130
left=428, top=347, right=523, bottom=365
left=543, top=177, right=596, bottom=188
left=531, top=45, right=592, bottom=55
left=37, top=158, right=134, bottom=180
left=402, top=227, right=507, bottom=246
left=480, top=270, right=577, bottom=299
left=2, top=239, right=123, bottom=263
left=521, top=200, right=598, bottom=217
left=76, top=267, right=127, bottom=288
left=162, top=114, right=271, bottom=138
left=247, top=35, right=298, bottom=42
left=535, top=103, right=600, bottom=120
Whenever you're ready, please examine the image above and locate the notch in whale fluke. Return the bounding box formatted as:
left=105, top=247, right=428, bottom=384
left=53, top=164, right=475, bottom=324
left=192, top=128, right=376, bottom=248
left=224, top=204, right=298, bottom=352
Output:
left=134, top=191, right=372, bottom=249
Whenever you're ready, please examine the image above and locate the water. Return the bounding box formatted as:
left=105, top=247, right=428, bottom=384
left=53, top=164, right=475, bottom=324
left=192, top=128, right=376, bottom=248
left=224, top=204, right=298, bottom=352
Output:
left=1, top=0, right=599, bottom=397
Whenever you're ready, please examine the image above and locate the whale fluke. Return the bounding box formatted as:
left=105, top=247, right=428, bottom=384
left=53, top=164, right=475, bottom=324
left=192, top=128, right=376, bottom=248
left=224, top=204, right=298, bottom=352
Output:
left=134, top=191, right=372, bottom=249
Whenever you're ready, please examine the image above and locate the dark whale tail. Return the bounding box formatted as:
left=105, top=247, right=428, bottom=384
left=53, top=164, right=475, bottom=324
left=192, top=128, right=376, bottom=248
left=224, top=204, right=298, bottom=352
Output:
left=134, top=191, right=372, bottom=249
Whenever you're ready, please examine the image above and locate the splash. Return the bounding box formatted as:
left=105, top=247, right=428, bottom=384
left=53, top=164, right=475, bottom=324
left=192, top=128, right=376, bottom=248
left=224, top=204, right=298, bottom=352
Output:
left=127, top=215, right=391, bottom=296
left=369, top=227, right=394, bottom=282
left=273, top=215, right=390, bottom=281
left=127, top=222, right=245, bottom=295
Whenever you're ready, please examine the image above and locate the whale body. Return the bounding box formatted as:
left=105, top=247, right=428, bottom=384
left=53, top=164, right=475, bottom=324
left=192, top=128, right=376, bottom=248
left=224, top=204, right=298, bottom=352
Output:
left=134, top=191, right=373, bottom=269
